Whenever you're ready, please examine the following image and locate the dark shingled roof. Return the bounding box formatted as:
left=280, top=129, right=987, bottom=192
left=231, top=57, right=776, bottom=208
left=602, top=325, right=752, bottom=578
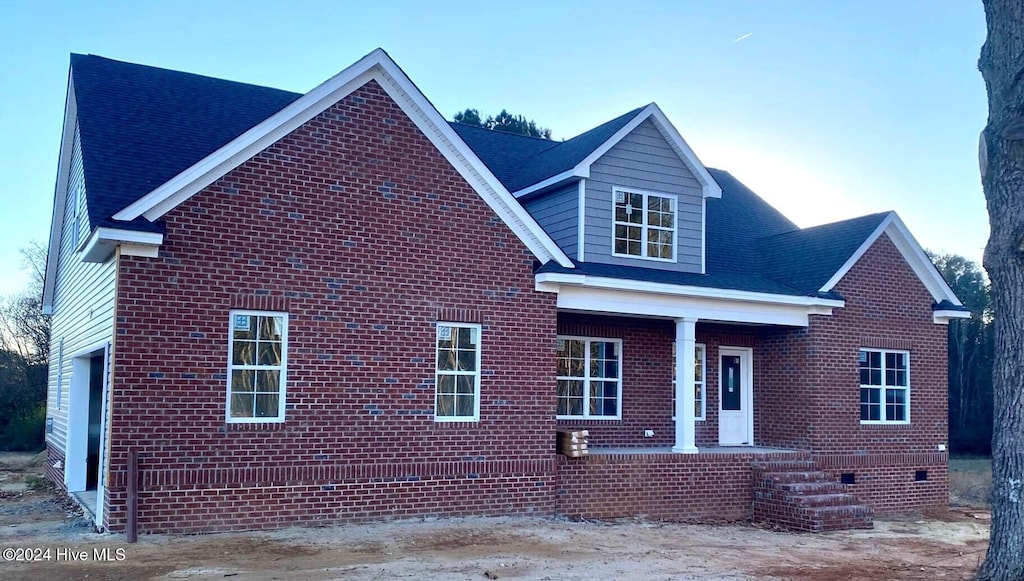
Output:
left=66, top=54, right=904, bottom=302
left=70, top=54, right=302, bottom=231
left=757, top=212, right=891, bottom=294
left=450, top=107, right=644, bottom=192
left=704, top=168, right=797, bottom=276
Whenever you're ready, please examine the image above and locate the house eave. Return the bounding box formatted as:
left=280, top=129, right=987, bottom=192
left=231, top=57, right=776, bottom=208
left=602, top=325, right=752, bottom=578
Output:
left=535, top=272, right=844, bottom=308
left=81, top=227, right=164, bottom=263
left=933, top=310, right=972, bottom=325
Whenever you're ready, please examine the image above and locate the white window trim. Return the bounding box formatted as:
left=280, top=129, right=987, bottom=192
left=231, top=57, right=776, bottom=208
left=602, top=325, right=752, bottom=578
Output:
left=611, top=186, right=678, bottom=263
left=226, top=310, right=289, bottom=424
left=859, top=348, right=910, bottom=425
left=434, top=322, right=482, bottom=423
left=556, top=335, right=623, bottom=420
left=672, top=342, right=706, bottom=422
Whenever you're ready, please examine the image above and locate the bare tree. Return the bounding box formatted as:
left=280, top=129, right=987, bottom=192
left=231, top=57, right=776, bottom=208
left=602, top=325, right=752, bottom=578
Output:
left=0, top=241, right=49, bottom=364
left=977, top=1, right=1024, bottom=578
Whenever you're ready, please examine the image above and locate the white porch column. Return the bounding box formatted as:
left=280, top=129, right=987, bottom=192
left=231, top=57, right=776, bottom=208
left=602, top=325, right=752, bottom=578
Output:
left=673, top=317, right=699, bottom=454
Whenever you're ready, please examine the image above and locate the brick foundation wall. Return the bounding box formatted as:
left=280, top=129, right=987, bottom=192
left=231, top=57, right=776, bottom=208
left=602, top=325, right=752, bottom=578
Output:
left=106, top=80, right=558, bottom=534
left=815, top=453, right=949, bottom=513
left=45, top=444, right=66, bottom=491
left=556, top=450, right=809, bottom=522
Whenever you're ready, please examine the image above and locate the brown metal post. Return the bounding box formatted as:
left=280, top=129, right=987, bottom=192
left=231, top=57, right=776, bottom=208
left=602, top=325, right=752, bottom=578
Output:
left=126, top=449, right=137, bottom=543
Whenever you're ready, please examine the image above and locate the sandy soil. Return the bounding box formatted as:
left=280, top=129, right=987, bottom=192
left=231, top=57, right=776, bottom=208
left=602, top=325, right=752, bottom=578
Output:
left=0, top=453, right=990, bottom=581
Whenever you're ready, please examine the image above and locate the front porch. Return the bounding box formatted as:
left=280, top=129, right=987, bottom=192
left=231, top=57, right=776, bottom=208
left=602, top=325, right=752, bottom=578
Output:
left=555, top=446, right=873, bottom=531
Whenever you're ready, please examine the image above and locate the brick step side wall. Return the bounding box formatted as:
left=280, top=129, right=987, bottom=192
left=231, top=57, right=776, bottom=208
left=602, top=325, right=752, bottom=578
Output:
left=752, top=460, right=873, bottom=532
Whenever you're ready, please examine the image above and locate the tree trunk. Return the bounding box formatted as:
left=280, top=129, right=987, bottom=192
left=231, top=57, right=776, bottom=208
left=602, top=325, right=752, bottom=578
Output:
left=977, top=1, right=1024, bottom=579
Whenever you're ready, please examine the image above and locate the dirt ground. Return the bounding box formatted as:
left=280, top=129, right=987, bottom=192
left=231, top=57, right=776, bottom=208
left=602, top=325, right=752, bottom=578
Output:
left=0, top=453, right=992, bottom=581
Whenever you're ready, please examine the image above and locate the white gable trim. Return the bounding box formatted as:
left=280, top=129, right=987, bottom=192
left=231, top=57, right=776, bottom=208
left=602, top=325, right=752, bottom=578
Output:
left=112, top=49, right=572, bottom=268
left=818, top=212, right=964, bottom=308
left=42, top=72, right=78, bottom=315
left=513, top=104, right=722, bottom=200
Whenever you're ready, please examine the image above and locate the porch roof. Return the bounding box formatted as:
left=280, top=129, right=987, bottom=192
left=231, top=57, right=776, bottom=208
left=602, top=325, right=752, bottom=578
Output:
left=536, top=260, right=841, bottom=300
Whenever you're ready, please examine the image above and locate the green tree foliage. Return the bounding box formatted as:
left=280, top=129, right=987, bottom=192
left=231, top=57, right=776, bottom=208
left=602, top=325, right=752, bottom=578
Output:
left=453, top=108, right=552, bottom=139
left=931, top=253, right=993, bottom=455
left=0, top=241, right=50, bottom=451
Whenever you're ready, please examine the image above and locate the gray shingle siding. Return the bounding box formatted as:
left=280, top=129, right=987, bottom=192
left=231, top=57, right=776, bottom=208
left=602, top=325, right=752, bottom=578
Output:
left=523, top=183, right=579, bottom=258
left=584, top=119, right=704, bottom=273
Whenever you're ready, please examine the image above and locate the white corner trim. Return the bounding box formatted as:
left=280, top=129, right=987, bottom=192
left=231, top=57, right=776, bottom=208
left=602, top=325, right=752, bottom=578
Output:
left=701, top=197, right=707, bottom=275
left=535, top=271, right=844, bottom=309
left=818, top=212, right=964, bottom=308
left=512, top=167, right=588, bottom=198
left=571, top=104, right=722, bottom=199
left=42, top=72, right=78, bottom=315
left=577, top=179, right=586, bottom=262
left=110, top=48, right=572, bottom=269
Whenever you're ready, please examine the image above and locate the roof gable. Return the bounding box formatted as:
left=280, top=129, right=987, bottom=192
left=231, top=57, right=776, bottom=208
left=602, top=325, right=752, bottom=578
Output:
left=70, top=54, right=302, bottom=233
left=99, top=49, right=571, bottom=268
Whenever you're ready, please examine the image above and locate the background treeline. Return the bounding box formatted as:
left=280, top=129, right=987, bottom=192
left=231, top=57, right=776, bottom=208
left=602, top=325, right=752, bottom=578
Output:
left=932, top=253, right=994, bottom=455
left=0, top=242, right=49, bottom=451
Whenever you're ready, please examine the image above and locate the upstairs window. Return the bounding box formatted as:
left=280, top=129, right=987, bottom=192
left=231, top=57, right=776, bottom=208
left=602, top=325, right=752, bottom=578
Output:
left=859, top=349, right=909, bottom=424
left=613, top=187, right=676, bottom=261
left=228, top=311, right=288, bottom=422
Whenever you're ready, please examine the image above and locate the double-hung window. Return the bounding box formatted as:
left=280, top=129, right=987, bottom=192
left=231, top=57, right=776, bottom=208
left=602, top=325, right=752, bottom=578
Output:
left=556, top=337, right=622, bottom=419
left=613, top=188, right=676, bottom=260
left=228, top=311, right=288, bottom=422
left=435, top=323, right=481, bottom=422
left=859, top=348, right=909, bottom=424
left=672, top=343, right=706, bottom=420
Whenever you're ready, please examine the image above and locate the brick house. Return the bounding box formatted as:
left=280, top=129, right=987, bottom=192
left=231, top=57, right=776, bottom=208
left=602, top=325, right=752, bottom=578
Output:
left=43, top=49, right=968, bottom=534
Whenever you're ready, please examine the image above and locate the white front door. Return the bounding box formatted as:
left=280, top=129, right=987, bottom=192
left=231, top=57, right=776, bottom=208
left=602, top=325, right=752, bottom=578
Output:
left=718, top=347, right=753, bottom=446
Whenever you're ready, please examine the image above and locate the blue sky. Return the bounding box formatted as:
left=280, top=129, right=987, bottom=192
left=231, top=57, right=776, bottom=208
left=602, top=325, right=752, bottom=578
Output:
left=0, top=1, right=988, bottom=296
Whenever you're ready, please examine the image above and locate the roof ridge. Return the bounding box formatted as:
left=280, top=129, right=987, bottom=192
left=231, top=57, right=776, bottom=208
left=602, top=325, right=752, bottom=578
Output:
left=71, top=53, right=303, bottom=98
left=755, top=211, right=892, bottom=243
left=449, top=121, right=560, bottom=145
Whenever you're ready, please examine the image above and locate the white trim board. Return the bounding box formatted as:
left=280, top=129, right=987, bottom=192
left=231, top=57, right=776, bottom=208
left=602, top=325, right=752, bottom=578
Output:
left=818, top=212, right=964, bottom=310
left=42, top=71, right=78, bottom=315
left=110, top=49, right=572, bottom=269
left=547, top=285, right=835, bottom=327
left=511, top=103, right=722, bottom=200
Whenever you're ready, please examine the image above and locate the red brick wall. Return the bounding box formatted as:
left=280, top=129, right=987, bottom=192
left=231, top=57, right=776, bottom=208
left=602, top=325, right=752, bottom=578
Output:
left=556, top=450, right=810, bottom=522
left=756, top=233, right=950, bottom=512
left=106, top=80, right=558, bottom=533
left=805, top=233, right=948, bottom=456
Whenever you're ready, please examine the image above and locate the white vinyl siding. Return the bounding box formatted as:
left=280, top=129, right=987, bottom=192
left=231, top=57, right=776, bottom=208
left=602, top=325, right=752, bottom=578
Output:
left=46, top=123, right=117, bottom=453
